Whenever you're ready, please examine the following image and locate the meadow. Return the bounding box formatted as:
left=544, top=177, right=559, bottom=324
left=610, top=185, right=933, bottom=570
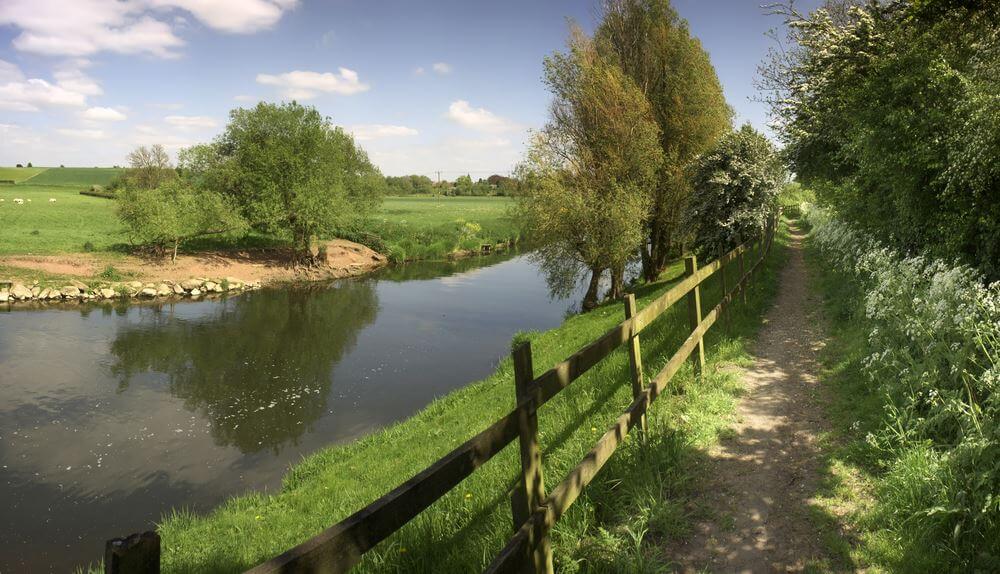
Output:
left=0, top=166, right=47, bottom=183
left=0, top=167, right=515, bottom=262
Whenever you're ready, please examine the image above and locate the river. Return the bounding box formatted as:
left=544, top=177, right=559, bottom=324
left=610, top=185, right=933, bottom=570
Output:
left=0, top=251, right=585, bottom=572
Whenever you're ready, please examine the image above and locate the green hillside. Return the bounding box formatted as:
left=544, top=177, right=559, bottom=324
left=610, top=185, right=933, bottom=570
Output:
left=26, top=167, right=124, bottom=187
left=0, top=167, right=48, bottom=183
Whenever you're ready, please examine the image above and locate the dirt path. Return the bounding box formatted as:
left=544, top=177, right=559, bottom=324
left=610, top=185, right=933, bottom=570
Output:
left=668, top=225, right=836, bottom=573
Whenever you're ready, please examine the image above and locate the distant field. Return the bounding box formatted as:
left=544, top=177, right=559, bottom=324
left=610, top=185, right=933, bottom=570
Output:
left=0, top=167, right=47, bottom=183
left=25, top=167, right=124, bottom=187
left=0, top=192, right=516, bottom=259
left=0, top=185, right=123, bottom=255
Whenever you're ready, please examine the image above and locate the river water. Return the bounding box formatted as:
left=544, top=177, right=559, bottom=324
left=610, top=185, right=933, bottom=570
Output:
left=0, top=252, right=583, bottom=572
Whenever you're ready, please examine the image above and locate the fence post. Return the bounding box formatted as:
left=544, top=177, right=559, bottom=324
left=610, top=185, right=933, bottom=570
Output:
left=510, top=342, right=553, bottom=574
left=105, top=531, right=160, bottom=574
left=623, top=294, right=647, bottom=433
left=683, top=256, right=705, bottom=377
left=737, top=243, right=747, bottom=305
left=718, top=248, right=730, bottom=329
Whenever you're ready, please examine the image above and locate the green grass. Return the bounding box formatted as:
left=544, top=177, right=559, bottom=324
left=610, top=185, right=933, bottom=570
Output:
left=24, top=167, right=123, bottom=187
left=0, top=185, right=126, bottom=255
left=366, top=196, right=517, bottom=261
left=75, top=226, right=790, bottom=574
left=0, top=166, right=47, bottom=183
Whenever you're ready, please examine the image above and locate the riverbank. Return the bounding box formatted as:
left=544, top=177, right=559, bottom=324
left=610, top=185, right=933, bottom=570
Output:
left=78, top=223, right=792, bottom=573
left=0, top=239, right=390, bottom=305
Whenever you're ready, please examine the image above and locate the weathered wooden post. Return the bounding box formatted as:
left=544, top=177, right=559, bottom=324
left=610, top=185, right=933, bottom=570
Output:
left=510, top=342, right=553, bottom=574
left=719, top=251, right=730, bottom=329
left=623, top=294, right=647, bottom=433
left=683, top=256, right=705, bottom=377
left=105, top=531, right=160, bottom=574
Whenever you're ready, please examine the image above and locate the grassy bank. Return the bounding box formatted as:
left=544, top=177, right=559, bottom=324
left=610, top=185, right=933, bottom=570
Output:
left=80, top=224, right=792, bottom=573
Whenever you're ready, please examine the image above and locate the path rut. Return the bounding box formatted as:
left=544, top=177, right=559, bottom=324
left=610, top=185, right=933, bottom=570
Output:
left=668, top=225, right=835, bottom=573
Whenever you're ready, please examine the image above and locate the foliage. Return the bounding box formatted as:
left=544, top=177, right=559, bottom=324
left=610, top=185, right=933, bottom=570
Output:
left=125, top=144, right=175, bottom=189
left=763, top=1, right=1000, bottom=279
left=806, top=206, right=1000, bottom=568
left=687, top=124, right=784, bottom=258
left=385, top=174, right=436, bottom=195
left=518, top=28, right=662, bottom=310
left=117, top=179, right=246, bottom=260
left=596, top=0, right=732, bottom=280
left=203, top=101, right=385, bottom=256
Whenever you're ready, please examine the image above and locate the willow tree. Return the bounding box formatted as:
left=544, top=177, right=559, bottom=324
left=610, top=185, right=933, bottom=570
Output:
left=596, top=0, right=732, bottom=281
left=517, top=29, right=663, bottom=311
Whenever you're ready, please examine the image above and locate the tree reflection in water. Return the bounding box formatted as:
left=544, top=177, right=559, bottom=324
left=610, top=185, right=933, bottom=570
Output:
left=109, top=280, right=378, bottom=454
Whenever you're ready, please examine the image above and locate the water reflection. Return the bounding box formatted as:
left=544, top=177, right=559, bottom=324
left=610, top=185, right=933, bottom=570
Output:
left=109, top=281, right=378, bottom=454
left=0, top=251, right=583, bottom=572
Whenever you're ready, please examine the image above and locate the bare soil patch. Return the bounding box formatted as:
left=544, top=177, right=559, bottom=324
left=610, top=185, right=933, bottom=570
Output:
left=0, top=239, right=387, bottom=285
left=666, top=226, right=840, bottom=573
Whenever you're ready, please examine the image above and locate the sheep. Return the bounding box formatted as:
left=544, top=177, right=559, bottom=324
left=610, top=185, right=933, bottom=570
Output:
left=13, top=198, right=24, bottom=204
left=49, top=198, right=57, bottom=202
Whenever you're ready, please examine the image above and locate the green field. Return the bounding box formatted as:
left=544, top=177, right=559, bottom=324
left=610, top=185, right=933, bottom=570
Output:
left=0, top=185, right=124, bottom=255
left=109, top=225, right=789, bottom=574
left=0, top=166, right=48, bottom=183
left=25, top=167, right=124, bottom=187
left=0, top=182, right=516, bottom=261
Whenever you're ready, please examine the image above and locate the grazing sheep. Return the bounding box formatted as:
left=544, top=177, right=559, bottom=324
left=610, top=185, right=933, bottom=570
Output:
left=13, top=198, right=24, bottom=204
left=49, top=198, right=57, bottom=202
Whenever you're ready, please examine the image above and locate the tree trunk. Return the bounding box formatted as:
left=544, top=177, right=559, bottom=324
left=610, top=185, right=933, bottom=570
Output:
left=581, top=267, right=602, bottom=312
left=172, top=238, right=179, bottom=263
left=607, top=265, right=625, bottom=301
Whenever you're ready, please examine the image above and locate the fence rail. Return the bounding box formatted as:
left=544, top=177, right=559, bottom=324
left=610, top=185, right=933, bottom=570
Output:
left=105, top=211, right=779, bottom=574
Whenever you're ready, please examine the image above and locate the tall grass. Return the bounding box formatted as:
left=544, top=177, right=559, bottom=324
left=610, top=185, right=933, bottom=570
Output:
left=805, top=206, right=1000, bottom=571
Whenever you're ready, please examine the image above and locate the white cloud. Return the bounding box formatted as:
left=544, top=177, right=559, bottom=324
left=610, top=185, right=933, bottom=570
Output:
left=164, top=115, right=218, bottom=129
left=256, top=68, right=369, bottom=99
left=432, top=62, right=452, bottom=75
left=146, top=0, right=299, bottom=34
left=0, top=60, right=102, bottom=111
left=0, top=0, right=297, bottom=59
left=348, top=124, right=418, bottom=141
left=56, top=128, right=108, bottom=140
left=446, top=100, right=519, bottom=133
left=81, top=107, right=127, bottom=121
left=413, top=66, right=426, bottom=76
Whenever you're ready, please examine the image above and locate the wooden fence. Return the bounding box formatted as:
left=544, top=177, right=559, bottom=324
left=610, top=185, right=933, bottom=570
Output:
left=105, top=212, right=779, bottom=574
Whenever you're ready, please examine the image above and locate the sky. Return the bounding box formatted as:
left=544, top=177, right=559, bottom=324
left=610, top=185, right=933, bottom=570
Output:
left=0, top=0, right=823, bottom=177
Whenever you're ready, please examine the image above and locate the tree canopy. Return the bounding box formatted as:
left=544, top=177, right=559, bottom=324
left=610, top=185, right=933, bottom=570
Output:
left=762, top=0, right=1000, bottom=278
left=518, top=28, right=663, bottom=310
left=208, top=101, right=385, bottom=257
left=596, top=0, right=732, bottom=280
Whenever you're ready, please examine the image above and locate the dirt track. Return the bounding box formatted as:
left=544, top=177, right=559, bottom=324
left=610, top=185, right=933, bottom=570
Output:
left=668, top=225, right=836, bottom=573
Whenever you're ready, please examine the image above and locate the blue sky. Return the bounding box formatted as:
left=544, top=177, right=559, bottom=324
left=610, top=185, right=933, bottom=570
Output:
left=0, top=0, right=821, bottom=177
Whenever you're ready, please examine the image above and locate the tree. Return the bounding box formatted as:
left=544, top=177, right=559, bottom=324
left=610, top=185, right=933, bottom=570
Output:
left=26, top=162, right=32, bottom=168
left=126, top=144, right=173, bottom=189
left=687, top=124, right=784, bottom=258
left=517, top=28, right=663, bottom=311
left=117, top=179, right=246, bottom=261
left=761, top=1, right=1000, bottom=279
left=596, top=0, right=732, bottom=281
left=209, top=102, right=385, bottom=259
left=454, top=174, right=474, bottom=195
left=15, top=163, right=22, bottom=168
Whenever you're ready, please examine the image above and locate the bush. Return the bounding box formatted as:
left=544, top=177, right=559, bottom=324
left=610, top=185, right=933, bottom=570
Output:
left=806, top=206, right=1000, bottom=567
left=83, top=241, right=94, bottom=252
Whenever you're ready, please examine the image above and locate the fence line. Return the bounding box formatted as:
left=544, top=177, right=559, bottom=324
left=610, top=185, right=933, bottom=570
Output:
left=105, top=211, right=780, bottom=574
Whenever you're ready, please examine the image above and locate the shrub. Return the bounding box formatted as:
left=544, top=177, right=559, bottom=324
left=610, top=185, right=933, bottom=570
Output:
left=806, top=206, right=1000, bottom=567
left=99, top=265, right=125, bottom=281
left=83, top=241, right=94, bottom=252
